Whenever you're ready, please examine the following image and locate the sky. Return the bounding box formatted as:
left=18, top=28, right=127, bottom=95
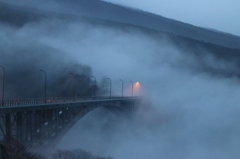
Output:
left=103, top=0, right=240, bottom=36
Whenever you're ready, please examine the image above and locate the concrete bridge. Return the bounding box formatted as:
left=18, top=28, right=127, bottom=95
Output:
left=0, top=97, right=140, bottom=148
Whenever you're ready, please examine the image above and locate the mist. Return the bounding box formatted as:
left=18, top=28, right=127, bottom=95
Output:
left=1, top=1, right=240, bottom=159
left=49, top=17, right=240, bottom=159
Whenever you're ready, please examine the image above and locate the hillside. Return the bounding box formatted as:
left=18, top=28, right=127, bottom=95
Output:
left=1, top=1, right=240, bottom=78
left=56, top=0, right=240, bottom=49
left=1, top=0, right=240, bottom=49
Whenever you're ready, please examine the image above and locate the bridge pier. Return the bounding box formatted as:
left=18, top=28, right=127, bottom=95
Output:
left=16, top=112, right=23, bottom=143
left=26, top=111, right=33, bottom=145
left=5, top=113, right=11, bottom=139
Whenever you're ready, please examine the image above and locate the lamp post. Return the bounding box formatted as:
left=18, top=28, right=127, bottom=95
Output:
left=107, top=78, right=111, bottom=99
left=40, top=69, right=47, bottom=103
left=69, top=73, right=77, bottom=101
left=0, top=65, right=5, bottom=106
left=91, top=76, right=96, bottom=100
left=137, top=82, right=141, bottom=96
left=119, top=79, right=123, bottom=98
left=130, top=81, right=133, bottom=97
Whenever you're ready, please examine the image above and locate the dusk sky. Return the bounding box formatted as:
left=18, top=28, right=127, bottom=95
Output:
left=103, top=0, right=240, bottom=36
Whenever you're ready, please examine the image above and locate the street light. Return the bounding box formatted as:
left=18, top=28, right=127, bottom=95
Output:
left=69, top=73, right=77, bottom=101
left=129, top=81, right=133, bottom=97
left=0, top=65, right=5, bottom=106
left=136, top=82, right=141, bottom=96
left=40, top=69, right=47, bottom=103
left=91, top=76, right=96, bottom=100
left=107, top=78, right=111, bottom=99
left=119, top=79, right=124, bottom=98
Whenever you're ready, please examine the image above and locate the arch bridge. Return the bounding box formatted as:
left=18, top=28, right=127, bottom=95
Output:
left=0, top=97, right=141, bottom=148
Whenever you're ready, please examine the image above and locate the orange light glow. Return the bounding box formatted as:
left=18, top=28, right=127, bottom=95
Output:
left=133, top=82, right=141, bottom=96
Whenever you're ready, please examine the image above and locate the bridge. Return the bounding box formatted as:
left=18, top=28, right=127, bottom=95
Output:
left=0, top=97, right=140, bottom=148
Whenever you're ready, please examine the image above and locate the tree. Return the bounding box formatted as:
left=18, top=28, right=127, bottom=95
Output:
left=0, top=138, right=45, bottom=159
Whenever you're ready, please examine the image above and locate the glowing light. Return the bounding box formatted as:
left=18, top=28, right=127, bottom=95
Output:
left=134, top=82, right=141, bottom=96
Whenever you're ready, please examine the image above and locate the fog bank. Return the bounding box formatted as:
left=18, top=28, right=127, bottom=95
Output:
left=51, top=19, right=240, bottom=159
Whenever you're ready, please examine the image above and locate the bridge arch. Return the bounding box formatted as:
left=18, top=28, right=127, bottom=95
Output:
left=0, top=97, right=140, bottom=148
left=51, top=103, right=133, bottom=148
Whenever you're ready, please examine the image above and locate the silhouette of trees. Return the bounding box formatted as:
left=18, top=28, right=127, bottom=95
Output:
left=0, top=137, right=114, bottom=159
left=0, top=138, right=45, bottom=159
left=52, top=149, right=113, bottom=159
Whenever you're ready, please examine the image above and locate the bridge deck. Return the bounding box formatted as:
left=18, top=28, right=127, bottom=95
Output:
left=0, top=97, right=138, bottom=112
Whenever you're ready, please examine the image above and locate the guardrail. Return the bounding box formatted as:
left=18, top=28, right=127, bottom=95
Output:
left=1, top=96, right=134, bottom=106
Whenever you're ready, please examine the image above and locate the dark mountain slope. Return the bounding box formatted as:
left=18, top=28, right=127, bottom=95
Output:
left=1, top=0, right=239, bottom=49
left=1, top=2, right=240, bottom=78
left=0, top=2, right=45, bottom=26
left=56, top=0, right=240, bottom=49
left=1, top=2, right=240, bottom=54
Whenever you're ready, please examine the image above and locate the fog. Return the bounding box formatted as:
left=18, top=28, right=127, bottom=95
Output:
left=47, top=19, right=240, bottom=158
left=1, top=2, right=240, bottom=159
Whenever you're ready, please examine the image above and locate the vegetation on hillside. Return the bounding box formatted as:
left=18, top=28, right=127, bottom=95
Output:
left=0, top=138, right=113, bottom=159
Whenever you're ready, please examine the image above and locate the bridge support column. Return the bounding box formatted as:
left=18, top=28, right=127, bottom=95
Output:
left=54, top=109, right=59, bottom=136
left=16, top=112, right=23, bottom=143
left=33, top=111, right=41, bottom=145
left=5, top=113, right=11, bottom=139
left=47, top=110, right=51, bottom=143
left=25, top=112, right=33, bottom=145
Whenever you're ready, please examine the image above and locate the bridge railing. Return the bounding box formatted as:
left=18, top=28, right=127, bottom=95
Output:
left=3, top=97, right=72, bottom=106
left=1, top=96, right=134, bottom=106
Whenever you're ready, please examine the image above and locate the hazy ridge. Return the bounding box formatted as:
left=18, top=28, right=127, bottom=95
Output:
left=1, top=1, right=240, bottom=79
left=57, top=0, right=240, bottom=49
